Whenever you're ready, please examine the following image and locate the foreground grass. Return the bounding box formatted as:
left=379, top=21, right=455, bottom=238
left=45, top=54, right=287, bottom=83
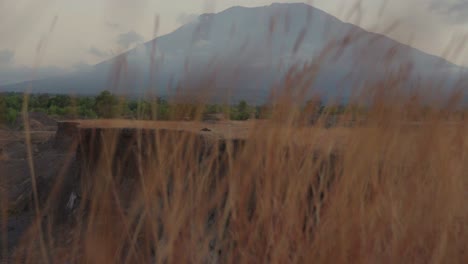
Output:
left=4, top=102, right=466, bottom=263
left=2, top=14, right=468, bottom=263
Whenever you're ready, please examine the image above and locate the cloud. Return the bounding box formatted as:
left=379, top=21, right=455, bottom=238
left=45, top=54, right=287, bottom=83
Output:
left=177, top=13, right=199, bottom=25
left=117, top=30, right=144, bottom=48
left=73, top=61, right=92, bottom=72
left=0, top=65, right=69, bottom=86
left=88, top=46, right=109, bottom=58
left=0, top=49, right=14, bottom=65
left=428, top=0, right=468, bottom=23
left=105, top=20, right=121, bottom=30
left=356, top=0, right=454, bottom=63
left=103, top=0, right=149, bottom=30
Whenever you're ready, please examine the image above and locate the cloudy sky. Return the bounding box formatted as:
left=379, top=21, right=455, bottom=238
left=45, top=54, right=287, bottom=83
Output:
left=1, top=0, right=468, bottom=72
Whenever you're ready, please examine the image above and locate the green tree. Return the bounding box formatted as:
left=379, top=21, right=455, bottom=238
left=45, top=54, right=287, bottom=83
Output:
left=130, top=97, right=170, bottom=120
left=49, top=94, right=71, bottom=108
left=94, top=91, right=119, bottom=118
left=205, top=104, right=222, bottom=114
left=0, top=95, right=7, bottom=125
left=48, top=105, right=66, bottom=116
left=37, top=94, right=51, bottom=109
left=5, top=93, right=22, bottom=111
left=29, top=94, right=50, bottom=110
left=6, top=108, right=18, bottom=125
left=0, top=94, right=19, bottom=125
left=156, top=99, right=170, bottom=120
left=230, top=100, right=251, bottom=120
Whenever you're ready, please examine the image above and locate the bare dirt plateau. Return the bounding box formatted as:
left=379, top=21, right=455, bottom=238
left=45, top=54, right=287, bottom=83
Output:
left=0, top=118, right=350, bottom=260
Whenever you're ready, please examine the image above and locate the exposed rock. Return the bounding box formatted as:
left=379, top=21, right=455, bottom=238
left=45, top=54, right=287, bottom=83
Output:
left=14, top=112, right=57, bottom=131
left=0, top=147, right=8, bottom=160
left=3, top=120, right=343, bottom=261
left=0, top=124, right=79, bottom=258
left=54, top=121, right=80, bottom=148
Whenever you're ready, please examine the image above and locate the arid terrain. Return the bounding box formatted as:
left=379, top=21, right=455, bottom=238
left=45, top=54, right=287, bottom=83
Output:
left=0, top=111, right=468, bottom=262
left=0, top=114, right=59, bottom=257
left=1, top=2, right=468, bottom=262
left=0, top=114, right=347, bottom=260
left=0, top=115, right=330, bottom=254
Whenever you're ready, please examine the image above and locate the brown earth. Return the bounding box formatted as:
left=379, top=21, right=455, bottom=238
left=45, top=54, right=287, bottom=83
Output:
left=3, top=117, right=441, bottom=259
left=1, top=116, right=467, bottom=262
left=13, top=112, right=57, bottom=131
left=0, top=115, right=59, bottom=260
left=0, top=117, right=351, bottom=261
left=60, top=119, right=350, bottom=149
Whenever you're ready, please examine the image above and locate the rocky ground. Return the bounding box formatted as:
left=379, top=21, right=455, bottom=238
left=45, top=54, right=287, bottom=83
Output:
left=0, top=114, right=70, bottom=261
left=0, top=116, right=351, bottom=262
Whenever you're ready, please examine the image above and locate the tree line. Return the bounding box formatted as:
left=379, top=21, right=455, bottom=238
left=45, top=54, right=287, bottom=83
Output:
left=0, top=91, right=364, bottom=127
left=0, top=91, right=267, bottom=125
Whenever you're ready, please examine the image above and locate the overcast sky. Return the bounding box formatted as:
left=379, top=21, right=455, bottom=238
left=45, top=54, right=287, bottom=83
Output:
left=1, top=0, right=468, bottom=70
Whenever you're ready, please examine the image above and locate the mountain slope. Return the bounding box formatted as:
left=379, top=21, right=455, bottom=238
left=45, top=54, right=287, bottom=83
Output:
left=1, top=3, right=465, bottom=102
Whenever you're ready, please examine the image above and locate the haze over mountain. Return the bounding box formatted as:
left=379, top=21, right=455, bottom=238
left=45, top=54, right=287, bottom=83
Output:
left=1, top=3, right=466, bottom=103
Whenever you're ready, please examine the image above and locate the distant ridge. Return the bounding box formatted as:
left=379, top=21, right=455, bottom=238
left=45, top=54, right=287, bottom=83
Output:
left=1, top=3, right=466, bottom=103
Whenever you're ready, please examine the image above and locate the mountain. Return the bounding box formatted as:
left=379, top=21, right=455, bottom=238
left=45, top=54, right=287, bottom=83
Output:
left=1, top=3, right=466, bottom=103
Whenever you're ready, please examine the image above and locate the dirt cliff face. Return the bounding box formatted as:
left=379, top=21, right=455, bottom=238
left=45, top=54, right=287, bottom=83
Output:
left=54, top=121, right=80, bottom=148
left=75, top=127, right=246, bottom=206
left=14, top=112, right=57, bottom=131
left=0, top=123, right=74, bottom=260
left=66, top=124, right=340, bottom=260
left=4, top=121, right=342, bottom=262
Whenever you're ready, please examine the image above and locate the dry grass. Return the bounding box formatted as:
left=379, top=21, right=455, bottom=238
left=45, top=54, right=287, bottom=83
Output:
left=6, top=103, right=468, bottom=264
left=2, top=4, right=468, bottom=263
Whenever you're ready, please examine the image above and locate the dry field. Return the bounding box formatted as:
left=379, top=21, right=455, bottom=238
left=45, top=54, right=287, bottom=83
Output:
left=0, top=111, right=466, bottom=263
left=2, top=8, right=468, bottom=261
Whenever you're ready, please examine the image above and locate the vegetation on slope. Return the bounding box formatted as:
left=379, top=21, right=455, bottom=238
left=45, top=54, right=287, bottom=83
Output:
left=0, top=91, right=361, bottom=126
